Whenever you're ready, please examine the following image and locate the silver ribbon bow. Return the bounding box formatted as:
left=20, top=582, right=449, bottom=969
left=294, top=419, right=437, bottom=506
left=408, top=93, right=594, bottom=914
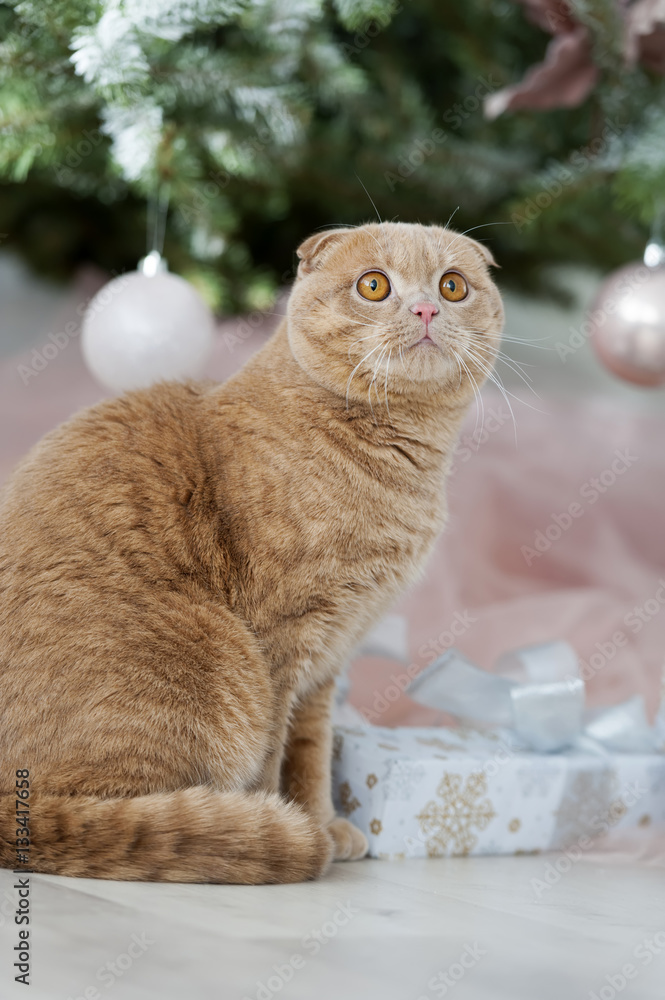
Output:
left=405, top=641, right=660, bottom=754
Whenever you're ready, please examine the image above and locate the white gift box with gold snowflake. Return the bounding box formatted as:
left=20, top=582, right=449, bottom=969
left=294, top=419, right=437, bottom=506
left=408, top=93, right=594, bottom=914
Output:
left=332, top=725, right=665, bottom=859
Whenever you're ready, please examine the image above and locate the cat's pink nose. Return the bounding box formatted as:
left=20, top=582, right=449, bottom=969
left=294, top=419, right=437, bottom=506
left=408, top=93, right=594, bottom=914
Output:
left=410, top=301, right=439, bottom=327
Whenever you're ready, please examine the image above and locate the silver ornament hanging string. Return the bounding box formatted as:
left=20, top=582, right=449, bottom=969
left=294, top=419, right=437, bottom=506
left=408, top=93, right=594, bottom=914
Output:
left=644, top=206, right=665, bottom=268
left=140, top=184, right=171, bottom=276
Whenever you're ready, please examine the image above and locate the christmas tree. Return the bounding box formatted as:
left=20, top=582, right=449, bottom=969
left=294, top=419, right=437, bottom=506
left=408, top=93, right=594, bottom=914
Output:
left=0, top=0, right=663, bottom=313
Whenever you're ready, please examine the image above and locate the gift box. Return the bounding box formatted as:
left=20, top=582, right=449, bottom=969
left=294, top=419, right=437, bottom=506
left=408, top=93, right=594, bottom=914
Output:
left=332, top=641, right=665, bottom=859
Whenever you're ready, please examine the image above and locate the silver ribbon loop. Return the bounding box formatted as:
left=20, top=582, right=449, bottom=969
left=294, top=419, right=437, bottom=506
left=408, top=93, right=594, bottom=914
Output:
left=406, top=641, right=659, bottom=754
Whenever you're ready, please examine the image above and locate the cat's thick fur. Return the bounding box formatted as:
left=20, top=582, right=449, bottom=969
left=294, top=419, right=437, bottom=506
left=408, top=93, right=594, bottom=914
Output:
left=0, top=223, right=503, bottom=883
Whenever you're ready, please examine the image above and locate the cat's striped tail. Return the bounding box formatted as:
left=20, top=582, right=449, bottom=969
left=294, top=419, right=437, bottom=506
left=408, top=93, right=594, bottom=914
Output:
left=0, top=787, right=332, bottom=883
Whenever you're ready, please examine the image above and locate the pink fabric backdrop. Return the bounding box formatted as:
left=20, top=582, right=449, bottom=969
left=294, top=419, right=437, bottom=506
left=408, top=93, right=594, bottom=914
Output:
left=1, top=271, right=664, bottom=732
left=354, top=392, right=665, bottom=728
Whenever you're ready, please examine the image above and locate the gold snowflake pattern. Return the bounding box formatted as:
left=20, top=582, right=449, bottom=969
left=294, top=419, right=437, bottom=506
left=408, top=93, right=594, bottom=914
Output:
left=607, top=798, right=628, bottom=824
left=552, top=769, right=615, bottom=848
left=454, top=725, right=500, bottom=742
left=416, top=772, right=495, bottom=857
left=338, top=781, right=360, bottom=816
left=508, top=818, right=521, bottom=833
left=366, top=773, right=378, bottom=789
left=416, top=736, right=465, bottom=753
left=369, top=818, right=383, bottom=835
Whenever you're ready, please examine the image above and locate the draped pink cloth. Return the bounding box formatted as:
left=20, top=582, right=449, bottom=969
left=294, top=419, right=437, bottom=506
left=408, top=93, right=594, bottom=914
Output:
left=351, top=393, right=665, bottom=729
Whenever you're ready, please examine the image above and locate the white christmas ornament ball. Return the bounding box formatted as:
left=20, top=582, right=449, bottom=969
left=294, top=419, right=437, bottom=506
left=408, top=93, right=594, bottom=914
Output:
left=82, top=266, right=215, bottom=393
left=588, top=260, right=665, bottom=387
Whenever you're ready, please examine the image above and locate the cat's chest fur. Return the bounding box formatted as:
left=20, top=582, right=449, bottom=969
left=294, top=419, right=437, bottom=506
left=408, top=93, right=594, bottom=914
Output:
left=208, top=372, right=453, bottom=697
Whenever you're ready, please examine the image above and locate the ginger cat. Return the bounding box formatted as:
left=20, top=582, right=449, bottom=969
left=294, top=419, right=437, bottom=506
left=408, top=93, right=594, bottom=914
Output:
left=0, top=222, right=503, bottom=883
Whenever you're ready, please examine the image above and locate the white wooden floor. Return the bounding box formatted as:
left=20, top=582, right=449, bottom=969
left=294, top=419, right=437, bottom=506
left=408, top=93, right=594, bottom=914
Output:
left=1, top=852, right=663, bottom=999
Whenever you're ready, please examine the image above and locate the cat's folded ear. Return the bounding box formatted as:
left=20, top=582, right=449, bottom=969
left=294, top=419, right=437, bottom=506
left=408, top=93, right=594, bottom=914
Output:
left=296, top=228, right=352, bottom=276
left=467, top=237, right=500, bottom=268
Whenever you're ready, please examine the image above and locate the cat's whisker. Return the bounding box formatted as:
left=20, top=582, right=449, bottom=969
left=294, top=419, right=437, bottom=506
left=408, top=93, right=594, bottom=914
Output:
left=454, top=349, right=484, bottom=441
left=464, top=333, right=530, bottom=358
left=344, top=318, right=386, bottom=329
left=463, top=344, right=550, bottom=443
left=353, top=176, right=390, bottom=259
left=345, top=341, right=385, bottom=410
left=461, top=345, right=517, bottom=443
left=463, top=330, right=540, bottom=376
left=465, top=328, right=555, bottom=350
left=436, top=206, right=461, bottom=254
left=450, top=347, right=463, bottom=389
left=360, top=228, right=384, bottom=255
left=383, top=347, right=393, bottom=423
left=462, top=344, right=548, bottom=418
left=348, top=304, right=389, bottom=327
left=453, top=351, right=485, bottom=434
left=355, top=174, right=383, bottom=227
left=462, top=364, right=518, bottom=451
left=347, top=332, right=384, bottom=362
left=443, top=221, right=512, bottom=263
left=444, top=205, right=461, bottom=232
left=347, top=332, right=383, bottom=351
left=311, top=221, right=369, bottom=235
left=485, top=348, right=535, bottom=372
left=499, top=337, right=554, bottom=349
left=463, top=337, right=537, bottom=391
left=397, top=343, right=417, bottom=383
left=348, top=333, right=380, bottom=362
left=369, top=344, right=389, bottom=397
left=307, top=221, right=383, bottom=263
left=492, top=353, right=539, bottom=370
left=367, top=344, right=389, bottom=423
left=485, top=353, right=538, bottom=394
left=348, top=329, right=386, bottom=341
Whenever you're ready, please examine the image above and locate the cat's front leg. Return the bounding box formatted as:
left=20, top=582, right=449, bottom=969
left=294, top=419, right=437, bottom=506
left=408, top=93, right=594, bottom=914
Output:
left=281, top=679, right=368, bottom=861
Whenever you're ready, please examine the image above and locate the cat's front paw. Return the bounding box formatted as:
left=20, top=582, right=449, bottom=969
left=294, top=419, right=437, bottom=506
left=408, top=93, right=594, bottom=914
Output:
left=327, top=817, right=368, bottom=861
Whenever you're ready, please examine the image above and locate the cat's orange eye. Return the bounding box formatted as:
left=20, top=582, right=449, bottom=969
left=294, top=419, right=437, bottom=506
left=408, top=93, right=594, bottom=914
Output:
left=439, top=271, right=468, bottom=302
left=357, top=271, right=391, bottom=301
